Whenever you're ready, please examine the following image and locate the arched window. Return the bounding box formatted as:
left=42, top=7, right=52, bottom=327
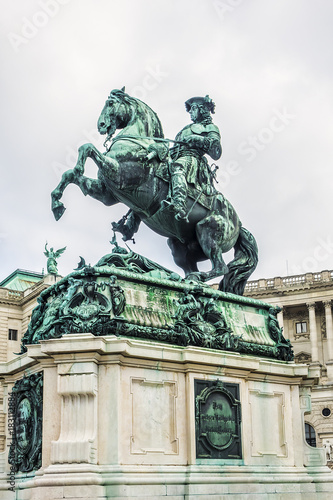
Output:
left=305, top=423, right=316, bottom=447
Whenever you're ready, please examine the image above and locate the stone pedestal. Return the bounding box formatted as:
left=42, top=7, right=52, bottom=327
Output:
left=0, top=263, right=332, bottom=499
left=0, top=334, right=332, bottom=499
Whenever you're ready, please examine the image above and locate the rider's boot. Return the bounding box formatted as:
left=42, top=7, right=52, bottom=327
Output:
left=169, top=173, right=187, bottom=220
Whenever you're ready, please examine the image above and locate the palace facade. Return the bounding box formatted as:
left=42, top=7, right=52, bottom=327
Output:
left=244, top=270, right=333, bottom=464
left=0, top=270, right=55, bottom=458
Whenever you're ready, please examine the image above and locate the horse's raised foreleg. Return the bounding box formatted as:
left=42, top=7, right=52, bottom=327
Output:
left=51, top=171, right=118, bottom=221
left=73, top=143, right=113, bottom=175
left=51, top=169, right=76, bottom=220
left=51, top=143, right=118, bottom=220
left=77, top=176, right=118, bottom=206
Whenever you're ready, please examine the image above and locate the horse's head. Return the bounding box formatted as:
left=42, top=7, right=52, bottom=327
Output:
left=97, top=88, right=130, bottom=140
left=97, top=88, right=164, bottom=142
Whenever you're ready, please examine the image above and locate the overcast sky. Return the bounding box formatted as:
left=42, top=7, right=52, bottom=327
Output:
left=1, top=0, right=333, bottom=285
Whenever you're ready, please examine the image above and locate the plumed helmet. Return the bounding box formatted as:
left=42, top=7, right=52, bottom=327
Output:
left=185, top=95, right=216, bottom=114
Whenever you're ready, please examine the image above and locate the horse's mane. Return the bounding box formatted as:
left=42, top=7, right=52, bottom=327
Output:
left=109, top=89, right=164, bottom=138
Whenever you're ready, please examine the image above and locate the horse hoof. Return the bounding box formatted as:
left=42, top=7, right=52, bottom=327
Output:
left=52, top=202, right=66, bottom=221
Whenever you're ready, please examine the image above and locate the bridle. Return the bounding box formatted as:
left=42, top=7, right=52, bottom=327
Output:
left=102, top=98, right=123, bottom=150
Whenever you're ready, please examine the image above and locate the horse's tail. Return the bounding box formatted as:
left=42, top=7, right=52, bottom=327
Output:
left=219, top=226, right=258, bottom=296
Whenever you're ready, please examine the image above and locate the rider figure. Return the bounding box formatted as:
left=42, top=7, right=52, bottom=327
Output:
left=165, top=95, right=222, bottom=220
left=112, top=95, right=222, bottom=240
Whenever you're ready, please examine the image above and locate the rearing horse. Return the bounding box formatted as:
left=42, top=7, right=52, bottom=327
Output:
left=51, top=88, right=258, bottom=295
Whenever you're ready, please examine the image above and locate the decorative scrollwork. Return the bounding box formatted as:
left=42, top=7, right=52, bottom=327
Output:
left=20, top=273, right=126, bottom=352
left=18, top=255, right=293, bottom=362
left=172, top=291, right=241, bottom=350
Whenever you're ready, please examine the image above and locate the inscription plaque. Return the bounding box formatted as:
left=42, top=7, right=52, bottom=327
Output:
left=195, top=379, right=242, bottom=459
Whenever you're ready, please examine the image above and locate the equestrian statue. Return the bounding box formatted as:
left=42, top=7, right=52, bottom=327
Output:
left=51, top=88, right=258, bottom=295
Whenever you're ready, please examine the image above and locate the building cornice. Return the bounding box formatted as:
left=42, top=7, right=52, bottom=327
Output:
left=245, top=270, right=333, bottom=298
left=0, top=282, right=50, bottom=307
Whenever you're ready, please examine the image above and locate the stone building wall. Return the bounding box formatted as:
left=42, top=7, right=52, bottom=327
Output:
left=244, top=269, right=333, bottom=458
left=0, top=273, right=53, bottom=452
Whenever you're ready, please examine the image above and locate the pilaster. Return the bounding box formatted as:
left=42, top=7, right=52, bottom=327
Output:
left=307, top=303, right=319, bottom=363
left=51, top=361, right=98, bottom=464
left=299, top=387, right=326, bottom=466
left=323, top=301, right=333, bottom=380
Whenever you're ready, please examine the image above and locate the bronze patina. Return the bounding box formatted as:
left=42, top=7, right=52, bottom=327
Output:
left=51, top=88, right=258, bottom=295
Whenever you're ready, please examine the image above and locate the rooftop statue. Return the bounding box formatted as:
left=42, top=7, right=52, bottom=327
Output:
left=51, top=88, right=258, bottom=295
left=43, top=242, right=66, bottom=275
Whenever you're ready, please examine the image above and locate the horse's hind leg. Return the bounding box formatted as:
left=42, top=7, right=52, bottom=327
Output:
left=167, top=238, right=200, bottom=276
left=194, top=215, right=232, bottom=281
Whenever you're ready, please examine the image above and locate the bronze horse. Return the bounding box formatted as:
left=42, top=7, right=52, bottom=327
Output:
left=51, top=89, right=258, bottom=294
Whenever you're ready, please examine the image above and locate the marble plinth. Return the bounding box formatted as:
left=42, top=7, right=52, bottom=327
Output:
left=0, top=333, right=332, bottom=499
